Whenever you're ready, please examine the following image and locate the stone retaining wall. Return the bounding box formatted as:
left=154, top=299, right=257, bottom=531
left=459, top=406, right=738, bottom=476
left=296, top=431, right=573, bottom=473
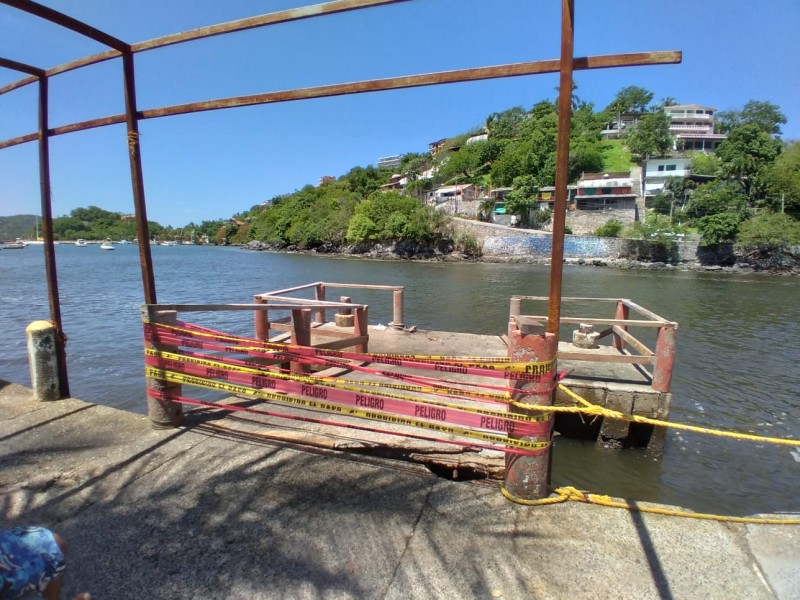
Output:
left=453, top=218, right=700, bottom=262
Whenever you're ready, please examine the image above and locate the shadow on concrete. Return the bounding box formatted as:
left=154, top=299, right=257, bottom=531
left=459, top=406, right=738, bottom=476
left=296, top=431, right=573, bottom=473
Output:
left=0, top=404, right=94, bottom=443
left=630, top=501, right=674, bottom=600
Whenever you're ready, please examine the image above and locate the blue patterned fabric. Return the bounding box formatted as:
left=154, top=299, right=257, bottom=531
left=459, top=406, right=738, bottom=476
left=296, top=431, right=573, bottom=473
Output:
left=0, top=527, right=65, bottom=599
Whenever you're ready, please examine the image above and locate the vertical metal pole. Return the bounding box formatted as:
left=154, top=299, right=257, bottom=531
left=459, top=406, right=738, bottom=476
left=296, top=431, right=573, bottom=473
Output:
left=37, top=75, right=69, bottom=398
left=122, top=51, right=157, bottom=304
left=504, top=317, right=558, bottom=500
left=652, top=326, right=676, bottom=393
left=547, top=0, right=575, bottom=334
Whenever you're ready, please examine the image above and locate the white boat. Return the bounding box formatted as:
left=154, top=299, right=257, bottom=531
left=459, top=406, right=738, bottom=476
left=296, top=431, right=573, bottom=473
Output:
left=160, top=240, right=178, bottom=246
left=75, top=239, right=88, bottom=247
left=2, top=238, right=27, bottom=250
left=100, top=239, right=115, bottom=251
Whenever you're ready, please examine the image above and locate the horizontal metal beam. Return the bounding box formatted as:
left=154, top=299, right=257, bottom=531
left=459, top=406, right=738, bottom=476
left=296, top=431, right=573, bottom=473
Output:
left=133, top=0, right=413, bottom=52
left=0, top=50, right=681, bottom=150
left=0, top=0, right=412, bottom=96
left=0, top=56, right=44, bottom=77
left=0, top=0, right=129, bottom=52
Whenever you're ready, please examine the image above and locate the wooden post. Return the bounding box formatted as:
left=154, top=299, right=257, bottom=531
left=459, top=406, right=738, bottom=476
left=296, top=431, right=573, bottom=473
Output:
left=143, top=307, right=184, bottom=428
left=391, top=288, right=404, bottom=330
left=254, top=296, right=269, bottom=341
left=334, top=296, right=354, bottom=327
left=290, top=308, right=311, bottom=375
left=504, top=316, right=557, bottom=500
left=613, top=301, right=629, bottom=351
left=354, top=305, right=369, bottom=354
left=314, top=283, right=326, bottom=325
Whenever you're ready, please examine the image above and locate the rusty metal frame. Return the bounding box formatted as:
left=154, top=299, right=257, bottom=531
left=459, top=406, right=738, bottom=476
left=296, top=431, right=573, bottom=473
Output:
left=0, top=0, right=682, bottom=397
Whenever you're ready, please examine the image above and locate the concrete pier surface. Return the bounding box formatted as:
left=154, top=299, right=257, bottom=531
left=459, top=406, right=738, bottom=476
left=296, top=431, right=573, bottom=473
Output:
left=2, top=379, right=799, bottom=599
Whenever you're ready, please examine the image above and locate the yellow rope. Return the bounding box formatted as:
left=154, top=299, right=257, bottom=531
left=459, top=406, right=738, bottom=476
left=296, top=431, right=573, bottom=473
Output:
left=500, top=485, right=800, bottom=524
left=508, top=384, right=800, bottom=448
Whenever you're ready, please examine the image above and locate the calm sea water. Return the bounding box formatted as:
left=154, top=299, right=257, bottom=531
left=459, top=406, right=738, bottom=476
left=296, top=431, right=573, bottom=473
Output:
left=1, top=243, right=798, bottom=515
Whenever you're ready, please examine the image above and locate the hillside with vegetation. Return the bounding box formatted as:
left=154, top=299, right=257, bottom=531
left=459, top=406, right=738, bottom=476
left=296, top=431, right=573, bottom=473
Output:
left=232, top=87, right=798, bottom=254
left=5, top=86, right=797, bottom=257
left=0, top=214, right=38, bottom=241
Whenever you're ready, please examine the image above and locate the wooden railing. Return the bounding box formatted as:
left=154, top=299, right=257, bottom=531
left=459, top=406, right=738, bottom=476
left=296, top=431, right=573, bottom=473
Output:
left=509, top=296, right=678, bottom=393
left=254, top=281, right=404, bottom=334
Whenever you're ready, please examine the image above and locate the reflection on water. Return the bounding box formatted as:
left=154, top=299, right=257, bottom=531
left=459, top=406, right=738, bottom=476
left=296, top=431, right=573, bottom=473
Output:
left=1, top=245, right=798, bottom=515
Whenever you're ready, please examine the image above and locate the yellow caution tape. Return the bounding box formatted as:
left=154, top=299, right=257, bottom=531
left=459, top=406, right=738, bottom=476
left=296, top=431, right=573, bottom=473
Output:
left=146, top=348, right=544, bottom=424
left=145, top=367, right=550, bottom=453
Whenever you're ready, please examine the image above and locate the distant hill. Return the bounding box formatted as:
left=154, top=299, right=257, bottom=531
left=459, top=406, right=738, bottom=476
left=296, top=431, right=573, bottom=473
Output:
left=0, top=214, right=37, bottom=240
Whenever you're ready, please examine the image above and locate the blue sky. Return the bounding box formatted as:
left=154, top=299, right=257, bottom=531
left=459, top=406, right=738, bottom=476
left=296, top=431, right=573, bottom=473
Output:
left=1, top=0, right=798, bottom=226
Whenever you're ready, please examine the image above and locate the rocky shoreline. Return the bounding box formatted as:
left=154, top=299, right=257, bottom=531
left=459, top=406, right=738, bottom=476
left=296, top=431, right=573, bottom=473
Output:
left=243, top=240, right=800, bottom=275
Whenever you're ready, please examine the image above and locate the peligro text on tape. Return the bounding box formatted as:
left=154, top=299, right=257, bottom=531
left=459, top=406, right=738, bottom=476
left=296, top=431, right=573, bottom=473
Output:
left=145, top=353, right=547, bottom=436
left=146, top=348, right=544, bottom=424
left=146, top=388, right=543, bottom=456
left=144, top=322, right=557, bottom=382
left=145, top=367, right=549, bottom=453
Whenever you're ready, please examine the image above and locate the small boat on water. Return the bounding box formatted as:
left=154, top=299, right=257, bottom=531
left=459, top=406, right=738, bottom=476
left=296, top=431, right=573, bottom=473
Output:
left=2, top=238, right=27, bottom=250
left=160, top=240, right=178, bottom=246
left=100, top=239, right=115, bottom=251
left=75, top=239, right=88, bottom=247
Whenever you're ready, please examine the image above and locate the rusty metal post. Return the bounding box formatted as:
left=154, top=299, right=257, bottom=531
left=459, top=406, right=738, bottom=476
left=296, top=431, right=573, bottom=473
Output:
left=290, top=308, right=311, bottom=375
left=613, top=300, right=629, bottom=351
left=37, top=73, right=69, bottom=397
left=391, top=288, right=404, bottom=330
left=314, top=283, right=326, bottom=324
left=122, top=51, right=157, bottom=304
left=253, top=296, right=269, bottom=341
left=504, top=317, right=558, bottom=500
left=354, top=305, right=369, bottom=353
left=547, top=0, right=575, bottom=335
left=652, top=326, right=676, bottom=393
left=143, top=307, right=184, bottom=428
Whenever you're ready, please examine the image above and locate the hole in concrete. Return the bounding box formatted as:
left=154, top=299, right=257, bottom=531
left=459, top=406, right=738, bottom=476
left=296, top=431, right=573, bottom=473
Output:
left=425, top=463, right=489, bottom=481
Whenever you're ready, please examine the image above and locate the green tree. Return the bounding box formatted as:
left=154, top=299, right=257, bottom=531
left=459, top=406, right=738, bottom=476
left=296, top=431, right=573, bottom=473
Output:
left=436, top=141, right=496, bottom=184
left=339, top=165, right=391, bottom=197
left=486, top=106, right=528, bottom=140
left=739, top=100, right=787, bottom=136
left=624, top=111, right=672, bottom=159
left=697, top=213, right=742, bottom=246
left=737, top=212, right=800, bottom=246
left=595, top=219, right=623, bottom=237
left=605, top=86, right=654, bottom=116
left=505, top=175, right=539, bottom=225
left=716, top=123, right=783, bottom=199
left=684, top=181, right=748, bottom=220
left=690, top=152, right=722, bottom=176
left=763, top=141, right=800, bottom=213
left=715, top=100, right=787, bottom=136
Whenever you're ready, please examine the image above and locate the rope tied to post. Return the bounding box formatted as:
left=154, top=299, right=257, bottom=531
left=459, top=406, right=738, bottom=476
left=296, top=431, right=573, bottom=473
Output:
left=127, top=130, right=139, bottom=155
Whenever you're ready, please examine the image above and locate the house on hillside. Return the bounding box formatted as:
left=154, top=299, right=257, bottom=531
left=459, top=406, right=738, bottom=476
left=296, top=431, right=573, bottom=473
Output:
left=642, top=157, right=691, bottom=202
left=377, top=155, right=402, bottom=170
left=576, top=173, right=637, bottom=210
left=600, top=112, right=642, bottom=139
left=380, top=174, right=408, bottom=191
left=429, top=184, right=480, bottom=217
left=428, top=138, right=448, bottom=156
left=663, top=104, right=727, bottom=152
